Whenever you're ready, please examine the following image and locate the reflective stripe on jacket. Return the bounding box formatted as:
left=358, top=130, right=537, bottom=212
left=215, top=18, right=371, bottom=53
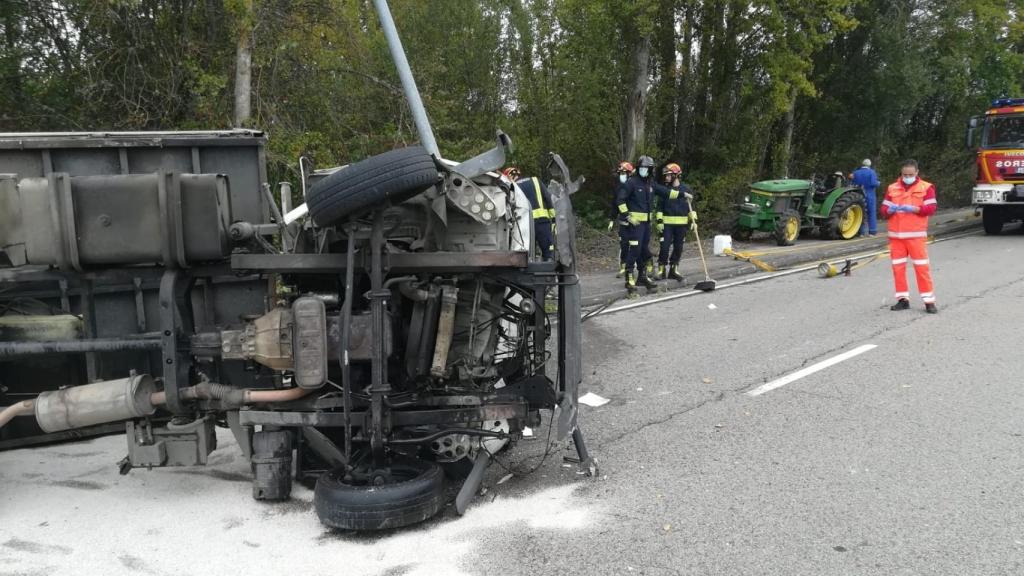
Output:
left=654, top=183, right=692, bottom=225
left=517, top=176, right=555, bottom=222
left=616, top=175, right=656, bottom=221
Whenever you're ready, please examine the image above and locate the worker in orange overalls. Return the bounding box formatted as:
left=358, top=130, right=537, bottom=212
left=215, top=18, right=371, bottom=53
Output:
left=880, top=159, right=938, bottom=313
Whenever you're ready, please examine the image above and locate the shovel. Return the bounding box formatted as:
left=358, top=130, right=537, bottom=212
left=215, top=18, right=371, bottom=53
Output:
left=691, top=223, right=717, bottom=292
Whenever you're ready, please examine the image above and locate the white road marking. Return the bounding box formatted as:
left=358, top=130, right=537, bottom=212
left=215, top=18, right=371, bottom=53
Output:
left=746, top=344, right=877, bottom=397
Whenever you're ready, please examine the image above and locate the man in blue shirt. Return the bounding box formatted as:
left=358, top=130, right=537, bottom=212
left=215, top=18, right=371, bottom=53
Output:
left=851, top=159, right=881, bottom=237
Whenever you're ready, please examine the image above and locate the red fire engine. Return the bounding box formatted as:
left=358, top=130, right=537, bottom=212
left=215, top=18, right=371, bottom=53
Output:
left=967, top=97, right=1024, bottom=234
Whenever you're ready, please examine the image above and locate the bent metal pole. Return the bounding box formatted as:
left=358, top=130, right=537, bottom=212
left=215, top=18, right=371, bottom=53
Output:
left=372, top=0, right=440, bottom=158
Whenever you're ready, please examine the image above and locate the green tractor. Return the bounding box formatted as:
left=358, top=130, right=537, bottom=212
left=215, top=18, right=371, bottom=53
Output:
left=733, top=172, right=866, bottom=246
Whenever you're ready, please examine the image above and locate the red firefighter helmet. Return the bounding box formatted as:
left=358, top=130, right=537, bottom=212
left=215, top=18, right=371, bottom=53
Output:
left=662, top=162, right=682, bottom=176
left=503, top=167, right=521, bottom=181
left=616, top=161, right=635, bottom=174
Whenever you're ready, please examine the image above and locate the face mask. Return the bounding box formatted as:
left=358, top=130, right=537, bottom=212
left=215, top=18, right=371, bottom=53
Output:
left=902, top=176, right=916, bottom=186
left=638, top=167, right=649, bottom=178
left=618, top=174, right=628, bottom=184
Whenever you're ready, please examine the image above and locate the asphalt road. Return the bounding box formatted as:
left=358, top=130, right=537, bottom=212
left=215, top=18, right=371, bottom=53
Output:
left=3, top=227, right=1024, bottom=576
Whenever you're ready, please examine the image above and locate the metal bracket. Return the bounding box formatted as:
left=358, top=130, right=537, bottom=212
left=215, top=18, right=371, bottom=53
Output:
left=445, top=172, right=505, bottom=225
left=451, top=130, right=513, bottom=180
left=159, top=270, right=196, bottom=414
left=157, top=171, right=189, bottom=269
left=545, top=153, right=585, bottom=269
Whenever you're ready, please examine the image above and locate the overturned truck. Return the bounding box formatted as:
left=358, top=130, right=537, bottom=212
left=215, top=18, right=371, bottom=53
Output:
left=0, top=2, right=589, bottom=531
left=0, top=129, right=589, bottom=528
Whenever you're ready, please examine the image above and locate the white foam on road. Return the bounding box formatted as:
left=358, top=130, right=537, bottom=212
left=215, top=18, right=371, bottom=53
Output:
left=0, top=429, right=593, bottom=576
left=746, top=343, right=878, bottom=396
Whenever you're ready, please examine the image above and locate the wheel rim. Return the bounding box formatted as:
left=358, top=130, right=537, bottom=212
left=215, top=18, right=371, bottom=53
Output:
left=785, top=217, right=798, bottom=241
left=838, top=205, right=864, bottom=239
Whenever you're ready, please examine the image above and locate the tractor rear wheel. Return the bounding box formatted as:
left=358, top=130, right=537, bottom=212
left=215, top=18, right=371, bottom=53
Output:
left=773, top=210, right=800, bottom=246
left=826, top=191, right=866, bottom=240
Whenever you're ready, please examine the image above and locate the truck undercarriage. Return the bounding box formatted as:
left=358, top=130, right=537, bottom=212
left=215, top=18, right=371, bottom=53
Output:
left=0, top=0, right=590, bottom=531
left=0, top=129, right=589, bottom=529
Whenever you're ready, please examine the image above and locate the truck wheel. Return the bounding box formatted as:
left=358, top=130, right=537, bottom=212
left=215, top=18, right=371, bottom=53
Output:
left=307, top=146, right=440, bottom=227
left=825, top=191, right=865, bottom=240
left=773, top=210, right=800, bottom=246
left=314, top=456, right=445, bottom=530
left=982, top=207, right=1004, bottom=235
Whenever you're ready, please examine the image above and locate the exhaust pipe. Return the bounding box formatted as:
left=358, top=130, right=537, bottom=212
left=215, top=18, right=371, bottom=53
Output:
left=0, top=400, right=34, bottom=429
left=1, top=377, right=315, bottom=432
left=33, top=373, right=158, bottom=433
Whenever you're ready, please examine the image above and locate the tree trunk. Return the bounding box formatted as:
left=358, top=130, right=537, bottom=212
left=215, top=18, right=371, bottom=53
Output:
left=707, top=1, right=738, bottom=151
left=233, top=0, right=254, bottom=126
left=676, top=3, right=694, bottom=158
left=655, top=0, right=678, bottom=155
left=2, top=5, right=22, bottom=110
left=622, top=33, right=651, bottom=161
left=777, top=89, right=798, bottom=177
left=206, top=0, right=219, bottom=47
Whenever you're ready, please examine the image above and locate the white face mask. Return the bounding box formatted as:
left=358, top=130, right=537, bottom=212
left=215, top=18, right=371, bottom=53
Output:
left=618, top=174, right=628, bottom=184
left=638, top=167, right=649, bottom=178
left=902, top=176, right=916, bottom=186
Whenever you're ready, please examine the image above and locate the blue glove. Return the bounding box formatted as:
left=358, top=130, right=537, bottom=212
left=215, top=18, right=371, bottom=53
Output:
left=900, top=205, right=917, bottom=213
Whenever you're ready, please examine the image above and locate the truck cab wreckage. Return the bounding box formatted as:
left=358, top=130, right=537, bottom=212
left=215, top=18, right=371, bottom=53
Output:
left=0, top=0, right=591, bottom=530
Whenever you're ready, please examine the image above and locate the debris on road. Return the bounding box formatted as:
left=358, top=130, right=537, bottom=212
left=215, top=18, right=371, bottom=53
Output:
left=578, top=392, right=611, bottom=407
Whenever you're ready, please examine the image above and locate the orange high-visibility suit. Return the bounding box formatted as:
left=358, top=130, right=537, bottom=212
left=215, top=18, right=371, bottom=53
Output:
left=880, top=178, right=937, bottom=303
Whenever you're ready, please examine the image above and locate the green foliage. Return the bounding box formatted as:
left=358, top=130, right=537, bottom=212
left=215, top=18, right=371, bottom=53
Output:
left=0, top=0, right=1021, bottom=232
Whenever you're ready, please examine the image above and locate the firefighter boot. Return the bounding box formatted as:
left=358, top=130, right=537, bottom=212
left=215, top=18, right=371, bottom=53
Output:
left=653, top=264, right=666, bottom=280
left=625, top=273, right=638, bottom=298
left=638, top=269, right=658, bottom=290
left=668, top=265, right=684, bottom=282
left=616, top=262, right=626, bottom=279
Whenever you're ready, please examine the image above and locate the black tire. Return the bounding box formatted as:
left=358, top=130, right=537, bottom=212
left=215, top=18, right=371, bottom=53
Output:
left=307, top=146, right=440, bottom=227
left=314, top=456, right=445, bottom=530
left=773, top=210, right=800, bottom=246
left=824, top=190, right=866, bottom=240
left=982, top=206, right=1004, bottom=235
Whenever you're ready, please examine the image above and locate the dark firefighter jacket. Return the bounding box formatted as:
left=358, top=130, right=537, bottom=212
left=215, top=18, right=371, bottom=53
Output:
left=654, top=183, right=693, bottom=225
left=516, top=177, right=555, bottom=222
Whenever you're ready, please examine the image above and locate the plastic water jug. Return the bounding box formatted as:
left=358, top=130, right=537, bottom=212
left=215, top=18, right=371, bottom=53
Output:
left=713, top=235, right=732, bottom=256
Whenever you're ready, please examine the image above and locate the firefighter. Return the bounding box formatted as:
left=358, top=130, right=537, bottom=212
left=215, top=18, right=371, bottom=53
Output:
left=508, top=167, right=556, bottom=261
left=615, top=155, right=659, bottom=294
left=880, top=159, right=938, bottom=313
left=608, top=161, right=635, bottom=278
left=852, top=158, right=881, bottom=236
left=653, top=162, right=696, bottom=282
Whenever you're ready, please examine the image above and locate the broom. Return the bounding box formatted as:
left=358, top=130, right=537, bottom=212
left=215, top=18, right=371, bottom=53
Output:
left=691, top=223, right=717, bottom=292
